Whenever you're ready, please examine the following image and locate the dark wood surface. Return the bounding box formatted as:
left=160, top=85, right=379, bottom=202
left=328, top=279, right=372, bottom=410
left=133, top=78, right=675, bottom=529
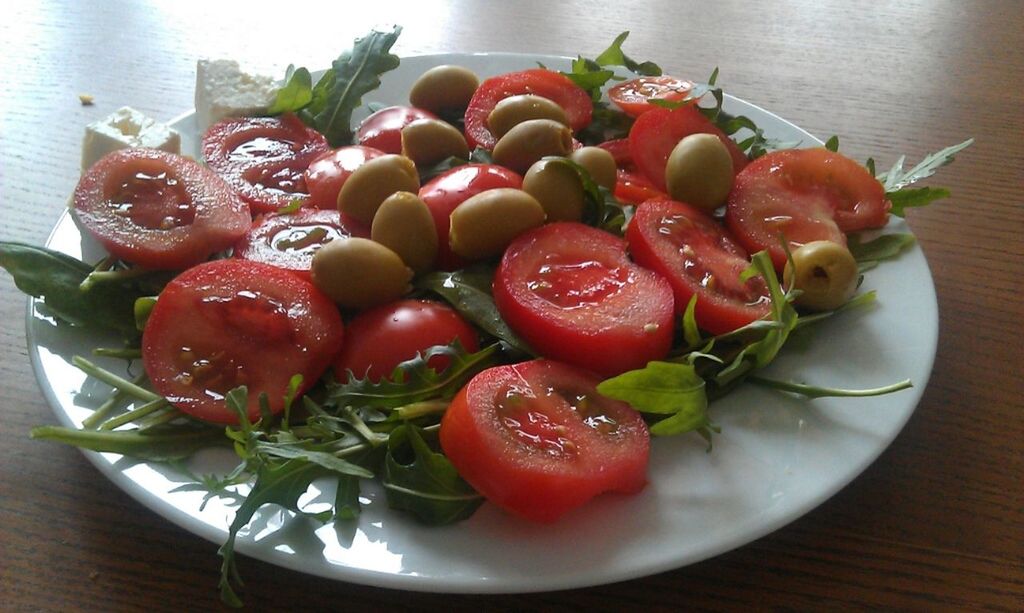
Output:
left=1, top=1, right=1021, bottom=610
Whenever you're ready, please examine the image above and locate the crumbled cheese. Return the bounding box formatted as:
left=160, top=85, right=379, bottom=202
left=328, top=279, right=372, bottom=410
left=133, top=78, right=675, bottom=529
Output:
left=195, top=59, right=277, bottom=133
left=78, top=93, right=95, bottom=106
left=81, top=106, right=181, bottom=171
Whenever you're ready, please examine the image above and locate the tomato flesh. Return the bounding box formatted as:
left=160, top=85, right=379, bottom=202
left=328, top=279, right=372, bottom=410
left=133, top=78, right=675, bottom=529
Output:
left=234, top=208, right=367, bottom=279
left=142, top=260, right=343, bottom=424
left=627, top=198, right=771, bottom=335
left=494, top=222, right=674, bottom=376
left=440, top=359, right=649, bottom=523
left=609, top=75, right=695, bottom=117
left=303, top=145, right=386, bottom=209
left=355, top=106, right=438, bottom=154
left=202, top=114, right=330, bottom=214
left=72, top=148, right=250, bottom=270
left=464, top=69, right=593, bottom=150
left=333, top=299, right=480, bottom=382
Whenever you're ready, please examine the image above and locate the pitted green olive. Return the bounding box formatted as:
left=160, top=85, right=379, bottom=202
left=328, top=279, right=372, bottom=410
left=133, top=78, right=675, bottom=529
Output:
left=664, top=133, right=734, bottom=211
left=401, top=118, right=470, bottom=167
left=370, top=191, right=438, bottom=273
left=522, top=159, right=585, bottom=222
left=783, top=240, right=859, bottom=311
left=449, top=188, right=546, bottom=260
left=311, top=237, right=413, bottom=309
left=487, top=94, right=570, bottom=139
left=408, top=65, right=480, bottom=115
left=569, top=146, right=617, bottom=190
left=491, top=119, right=573, bottom=174
left=337, top=154, right=419, bottom=225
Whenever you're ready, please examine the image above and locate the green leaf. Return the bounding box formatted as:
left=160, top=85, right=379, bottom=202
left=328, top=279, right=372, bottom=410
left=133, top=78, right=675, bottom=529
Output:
left=382, top=425, right=482, bottom=525
left=682, top=294, right=702, bottom=348
left=824, top=135, right=840, bottom=152
left=887, top=186, right=952, bottom=216
left=592, top=31, right=662, bottom=76
left=848, top=233, right=916, bottom=263
left=876, top=139, right=972, bottom=191
left=254, top=442, right=373, bottom=478
left=334, top=475, right=362, bottom=520
left=133, top=296, right=157, bottom=331
left=748, top=375, right=912, bottom=398
left=267, top=65, right=313, bottom=114
left=417, top=154, right=470, bottom=183
left=30, top=425, right=225, bottom=461
left=308, top=26, right=403, bottom=146
left=536, top=156, right=631, bottom=233
left=597, top=361, right=710, bottom=437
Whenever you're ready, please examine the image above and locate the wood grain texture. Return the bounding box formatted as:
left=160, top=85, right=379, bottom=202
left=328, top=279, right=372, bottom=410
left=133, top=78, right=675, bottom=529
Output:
left=1, top=0, right=1021, bottom=610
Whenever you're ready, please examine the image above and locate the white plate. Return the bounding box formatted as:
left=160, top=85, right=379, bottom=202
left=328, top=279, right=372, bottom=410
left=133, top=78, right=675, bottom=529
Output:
left=27, top=53, right=938, bottom=593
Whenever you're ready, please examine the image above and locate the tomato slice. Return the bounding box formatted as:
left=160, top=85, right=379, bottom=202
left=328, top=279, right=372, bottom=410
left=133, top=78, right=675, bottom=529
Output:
left=355, top=106, right=438, bottom=154
left=627, top=198, right=771, bottom=335
left=629, top=105, right=749, bottom=191
left=609, top=75, right=695, bottom=117
left=725, top=149, right=888, bottom=270
left=142, top=259, right=343, bottom=424
left=464, top=69, right=593, bottom=150
left=598, top=138, right=634, bottom=167
left=72, top=148, right=250, bottom=270
left=613, top=168, right=668, bottom=205
left=233, top=208, right=367, bottom=279
left=440, top=359, right=649, bottom=523
left=304, top=145, right=385, bottom=208
left=202, top=113, right=330, bottom=215
left=418, top=164, right=523, bottom=270
left=494, top=222, right=674, bottom=376
left=333, top=299, right=480, bottom=382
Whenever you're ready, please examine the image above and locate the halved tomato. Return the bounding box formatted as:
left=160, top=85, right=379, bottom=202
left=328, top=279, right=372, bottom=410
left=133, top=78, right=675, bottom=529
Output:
left=609, top=75, right=695, bottom=117
left=418, top=164, right=523, bottom=270
left=726, top=148, right=889, bottom=269
left=464, top=69, right=593, bottom=150
left=629, top=105, right=748, bottom=191
left=355, top=106, right=438, bottom=154
left=72, top=148, right=250, bottom=270
left=598, top=138, right=634, bottom=167
left=494, top=222, right=674, bottom=376
left=627, top=198, right=771, bottom=335
left=614, top=168, right=668, bottom=205
left=234, top=208, right=367, bottom=279
left=142, top=259, right=343, bottom=425
left=440, top=359, right=650, bottom=523
left=202, top=114, right=330, bottom=214
left=304, top=145, right=385, bottom=208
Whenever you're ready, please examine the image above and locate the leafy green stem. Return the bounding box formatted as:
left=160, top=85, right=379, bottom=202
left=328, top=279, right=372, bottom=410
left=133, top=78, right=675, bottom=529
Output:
left=748, top=375, right=913, bottom=398
left=81, top=373, right=146, bottom=429
left=99, top=397, right=170, bottom=430
left=395, top=400, right=449, bottom=420
left=93, top=347, right=143, bottom=360
left=72, top=356, right=161, bottom=402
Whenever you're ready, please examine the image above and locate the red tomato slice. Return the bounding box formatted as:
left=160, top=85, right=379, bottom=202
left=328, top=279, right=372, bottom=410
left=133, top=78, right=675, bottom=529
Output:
left=440, top=359, right=649, bottom=523
left=142, top=259, right=343, bottom=424
left=614, top=168, right=668, bottom=205
left=418, top=164, right=523, bottom=270
left=233, top=208, right=367, bottom=279
left=627, top=198, right=771, bottom=335
left=598, top=138, right=634, bottom=167
left=609, top=75, right=695, bottom=117
left=726, top=149, right=888, bottom=269
left=304, top=145, right=386, bottom=208
left=72, top=148, right=250, bottom=270
left=355, top=106, right=438, bottom=154
left=629, top=105, right=749, bottom=191
left=333, top=299, right=480, bottom=382
left=464, top=69, right=593, bottom=150
left=202, top=113, right=330, bottom=215
left=494, top=222, right=674, bottom=376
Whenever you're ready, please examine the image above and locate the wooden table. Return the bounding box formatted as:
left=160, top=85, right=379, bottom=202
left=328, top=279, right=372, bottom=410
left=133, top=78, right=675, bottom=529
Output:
left=2, top=1, right=1021, bottom=609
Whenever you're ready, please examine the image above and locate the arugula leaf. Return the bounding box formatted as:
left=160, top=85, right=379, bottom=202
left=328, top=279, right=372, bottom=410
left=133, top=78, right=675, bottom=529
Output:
left=878, top=139, right=973, bottom=191
left=887, top=186, right=952, bottom=217
left=592, top=31, right=662, bottom=77
left=382, top=425, right=482, bottom=524
left=824, top=135, right=840, bottom=152
left=748, top=375, right=912, bottom=398
left=536, top=156, right=632, bottom=234
left=848, top=233, right=916, bottom=263
left=597, top=361, right=711, bottom=437
left=267, top=65, right=313, bottom=114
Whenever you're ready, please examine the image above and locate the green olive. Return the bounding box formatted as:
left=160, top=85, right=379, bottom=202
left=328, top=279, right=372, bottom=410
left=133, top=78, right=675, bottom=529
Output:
left=337, top=154, right=419, bottom=225
left=664, top=133, right=734, bottom=211
left=311, top=237, right=413, bottom=309
left=370, top=191, right=438, bottom=273
left=401, top=118, right=469, bottom=167
left=408, top=65, right=480, bottom=115
left=783, top=240, right=859, bottom=311
left=568, top=146, right=617, bottom=190
left=487, top=94, right=570, bottom=139
left=491, top=119, right=573, bottom=174
left=449, top=188, right=546, bottom=260
left=522, top=159, right=585, bottom=222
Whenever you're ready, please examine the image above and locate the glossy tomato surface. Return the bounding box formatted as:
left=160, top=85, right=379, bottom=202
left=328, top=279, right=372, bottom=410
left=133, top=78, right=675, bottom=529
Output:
left=726, top=148, right=889, bottom=269
left=614, top=168, right=668, bottom=205
left=202, top=113, right=330, bottom=214
left=304, top=145, right=386, bottom=208
left=72, top=148, right=250, bottom=270
left=142, top=259, right=343, bottom=424
left=418, top=164, right=523, bottom=270
left=355, top=106, right=438, bottom=154
left=440, top=359, right=650, bottom=523
left=333, top=299, right=480, bottom=382
left=464, top=69, right=592, bottom=150
left=609, top=75, right=695, bottom=117
left=627, top=198, right=771, bottom=335
left=629, top=105, right=749, bottom=191
left=494, top=222, right=674, bottom=376
left=234, top=208, right=367, bottom=279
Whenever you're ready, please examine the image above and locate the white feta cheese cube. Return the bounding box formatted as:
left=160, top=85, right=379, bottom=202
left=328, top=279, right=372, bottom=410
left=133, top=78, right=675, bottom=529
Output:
left=81, top=106, right=181, bottom=171
left=195, top=59, right=277, bottom=133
